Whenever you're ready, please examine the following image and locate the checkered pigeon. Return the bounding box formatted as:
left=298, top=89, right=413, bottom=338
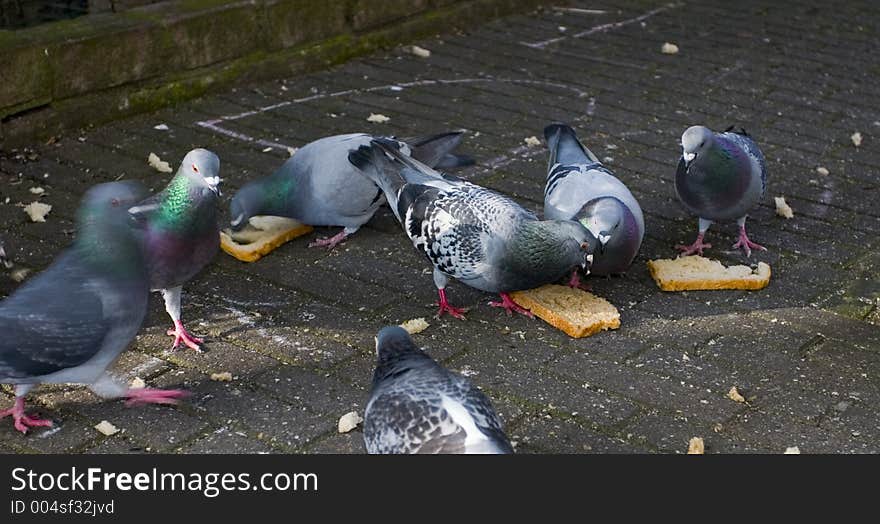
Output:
left=348, top=137, right=597, bottom=319
left=364, top=326, right=513, bottom=454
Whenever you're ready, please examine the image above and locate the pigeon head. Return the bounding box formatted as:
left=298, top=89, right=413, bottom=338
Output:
left=228, top=182, right=261, bottom=231
left=552, top=219, right=599, bottom=272
left=181, top=148, right=222, bottom=196
left=79, top=180, right=148, bottom=224
left=681, top=126, right=714, bottom=165
left=575, top=196, right=628, bottom=254
left=375, top=326, right=420, bottom=359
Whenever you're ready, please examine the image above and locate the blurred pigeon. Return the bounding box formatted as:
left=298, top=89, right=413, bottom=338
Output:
left=349, top=138, right=596, bottom=319
left=364, top=326, right=513, bottom=454
left=229, top=131, right=473, bottom=249
left=130, top=149, right=221, bottom=351
left=675, top=125, right=767, bottom=257
left=543, top=123, right=644, bottom=284
left=0, top=182, right=187, bottom=434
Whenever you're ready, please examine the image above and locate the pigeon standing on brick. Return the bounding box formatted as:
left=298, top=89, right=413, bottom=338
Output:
left=675, top=125, right=767, bottom=257
left=364, top=326, right=513, bottom=454
left=130, top=148, right=221, bottom=351
left=543, top=123, right=644, bottom=284
left=0, top=182, right=187, bottom=434
left=349, top=138, right=597, bottom=319
left=229, top=131, right=473, bottom=249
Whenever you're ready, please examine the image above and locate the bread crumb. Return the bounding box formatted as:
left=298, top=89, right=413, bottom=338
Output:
left=23, top=201, right=52, bottom=222
left=774, top=196, right=794, bottom=218
left=210, top=371, right=233, bottom=382
left=661, top=42, right=679, bottom=54
left=148, top=152, right=173, bottom=173
left=816, top=166, right=829, bottom=176
left=727, top=386, right=746, bottom=403
left=784, top=446, right=800, bottom=454
left=130, top=377, right=146, bottom=389
left=687, top=437, right=704, bottom=454
left=153, top=124, right=169, bottom=131
left=29, top=187, right=45, bottom=195
left=286, top=147, right=298, bottom=157
left=401, top=317, right=429, bottom=334
left=524, top=136, right=542, bottom=147
left=713, top=423, right=723, bottom=433
left=408, top=45, right=431, bottom=58
left=367, top=113, right=391, bottom=124
left=851, top=132, right=862, bottom=147
left=338, top=411, right=363, bottom=433
left=10, top=268, right=30, bottom=282
left=261, top=147, right=273, bottom=153
left=95, top=420, right=119, bottom=436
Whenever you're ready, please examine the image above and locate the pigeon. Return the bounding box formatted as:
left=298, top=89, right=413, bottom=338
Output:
left=129, top=148, right=221, bottom=351
left=348, top=138, right=597, bottom=319
left=229, top=131, right=473, bottom=249
left=364, top=326, right=513, bottom=454
left=543, top=123, right=644, bottom=284
left=0, top=182, right=187, bottom=434
left=675, top=125, right=767, bottom=257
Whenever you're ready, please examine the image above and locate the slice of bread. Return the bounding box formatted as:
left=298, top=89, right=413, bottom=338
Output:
left=510, top=284, right=620, bottom=338
left=647, top=255, right=771, bottom=291
left=220, top=216, right=313, bottom=262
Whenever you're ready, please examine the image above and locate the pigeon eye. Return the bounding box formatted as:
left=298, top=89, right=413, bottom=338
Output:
left=580, top=242, right=589, bottom=250
left=111, top=198, right=120, bottom=207
left=192, top=164, right=199, bottom=173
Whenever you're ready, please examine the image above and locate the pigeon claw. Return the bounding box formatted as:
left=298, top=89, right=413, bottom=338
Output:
left=0, top=398, right=53, bottom=434
left=490, top=293, right=534, bottom=318
left=732, top=227, right=767, bottom=258
left=124, top=388, right=190, bottom=408
left=167, top=321, right=203, bottom=352
left=308, top=230, right=349, bottom=250
left=676, top=233, right=712, bottom=256
left=435, top=288, right=467, bottom=320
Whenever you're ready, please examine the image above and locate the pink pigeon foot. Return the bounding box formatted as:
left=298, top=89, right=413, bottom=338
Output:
left=308, top=230, right=349, bottom=249
left=124, top=388, right=190, bottom=408
left=676, top=233, right=712, bottom=256
left=567, top=270, right=592, bottom=292
left=167, top=320, right=203, bottom=352
left=436, top=289, right=467, bottom=320
left=732, top=226, right=767, bottom=258
left=489, top=292, right=534, bottom=318
left=0, top=398, right=53, bottom=434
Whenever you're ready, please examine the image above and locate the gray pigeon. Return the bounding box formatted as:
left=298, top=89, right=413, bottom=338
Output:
left=675, top=125, right=767, bottom=257
left=0, top=182, right=187, bottom=434
left=543, top=123, right=644, bottom=282
left=348, top=138, right=597, bottom=319
left=129, top=149, right=221, bottom=351
left=229, top=131, right=473, bottom=249
left=364, top=326, right=513, bottom=454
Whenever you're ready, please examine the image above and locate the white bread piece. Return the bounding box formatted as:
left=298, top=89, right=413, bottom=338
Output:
left=510, top=284, right=620, bottom=338
left=647, top=256, right=770, bottom=291
left=220, top=216, right=313, bottom=262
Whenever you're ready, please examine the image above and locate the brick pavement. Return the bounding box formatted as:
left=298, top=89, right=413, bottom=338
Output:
left=1, top=0, right=878, bottom=454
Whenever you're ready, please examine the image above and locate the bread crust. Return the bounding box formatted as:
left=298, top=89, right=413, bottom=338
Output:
left=220, top=217, right=313, bottom=262
left=647, top=256, right=771, bottom=291
left=511, top=285, right=621, bottom=338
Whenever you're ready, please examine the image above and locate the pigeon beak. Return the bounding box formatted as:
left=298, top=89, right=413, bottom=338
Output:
left=582, top=253, right=594, bottom=271
left=683, top=152, right=696, bottom=164
left=205, top=176, right=222, bottom=196
left=230, top=213, right=246, bottom=230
